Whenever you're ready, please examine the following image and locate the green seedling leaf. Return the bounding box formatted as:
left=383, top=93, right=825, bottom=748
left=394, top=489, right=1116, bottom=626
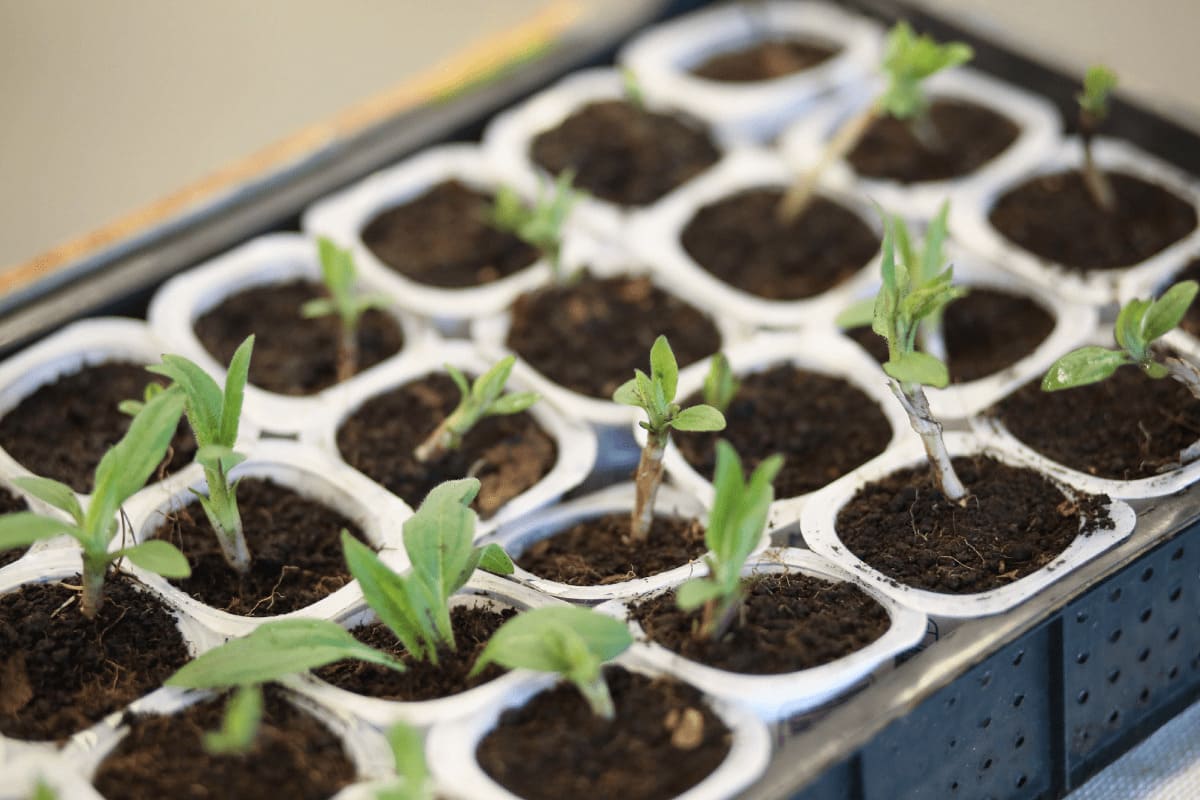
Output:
left=702, top=353, right=740, bottom=414
left=116, top=540, right=192, bottom=578
left=1078, top=65, right=1117, bottom=120
left=649, top=335, right=679, bottom=402
left=884, top=350, right=950, bottom=388
left=0, top=512, right=74, bottom=550
left=489, top=172, right=582, bottom=278
left=669, top=404, right=726, bottom=432
left=478, top=542, right=515, bottom=576
left=835, top=298, right=877, bottom=330
left=203, top=684, right=263, bottom=756
left=118, top=381, right=165, bottom=418
left=196, top=444, right=246, bottom=475
left=1042, top=346, right=1131, bottom=391
left=415, top=358, right=540, bottom=462
left=1144, top=281, right=1199, bottom=342
left=375, top=723, right=433, bottom=800
left=877, top=21, right=973, bottom=120
left=14, top=476, right=83, bottom=524
left=621, top=66, right=645, bottom=108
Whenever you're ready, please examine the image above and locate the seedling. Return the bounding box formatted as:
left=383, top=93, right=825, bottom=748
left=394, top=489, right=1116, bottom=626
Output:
left=0, top=389, right=189, bottom=618
left=302, top=236, right=392, bottom=383
left=676, top=441, right=782, bottom=639
left=117, top=381, right=165, bottom=417
left=376, top=723, right=434, bottom=800
left=614, top=336, right=726, bottom=541
left=702, top=353, right=740, bottom=414
left=489, top=171, right=582, bottom=280
left=778, top=21, right=972, bottom=220
left=870, top=210, right=969, bottom=501
left=620, top=66, right=646, bottom=109
left=413, top=357, right=539, bottom=463
left=1077, top=65, right=1118, bottom=211
left=471, top=606, right=633, bottom=719
left=148, top=336, right=254, bottom=573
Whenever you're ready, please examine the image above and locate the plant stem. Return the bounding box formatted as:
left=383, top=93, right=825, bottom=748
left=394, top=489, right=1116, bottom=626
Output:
left=336, top=321, right=358, bottom=384
left=909, top=111, right=946, bottom=152
left=414, top=420, right=458, bottom=463
left=629, top=429, right=667, bottom=542
left=1162, top=354, right=1200, bottom=401
left=81, top=553, right=108, bottom=619
left=201, top=464, right=251, bottom=573
left=889, top=380, right=968, bottom=502
left=578, top=675, right=616, bottom=720
left=778, top=106, right=878, bottom=222
left=698, top=594, right=741, bottom=641
left=1079, top=122, right=1116, bottom=212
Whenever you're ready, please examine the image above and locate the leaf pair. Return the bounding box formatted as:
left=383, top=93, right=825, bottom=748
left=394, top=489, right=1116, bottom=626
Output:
left=613, top=336, right=725, bottom=435
left=302, top=237, right=391, bottom=329
left=876, top=21, right=973, bottom=120
left=490, top=172, right=582, bottom=276
left=416, top=357, right=539, bottom=462
left=1078, top=65, right=1117, bottom=121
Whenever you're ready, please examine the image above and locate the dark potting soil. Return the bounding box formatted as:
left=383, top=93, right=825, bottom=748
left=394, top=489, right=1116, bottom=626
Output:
left=505, top=275, right=722, bottom=399
left=989, top=170, right=1197, bottom=272
left=845, top=325, right=890, bottom=364
left=0, top=487, right=29, bottom=568
left=690, top=38, right=838, bottom=82
left=1163, top=258, right=1200, bottom=338
left=677, top=365, right=892, bottom=499
left=530, top=100, right=720, bottom=207
left=836, top=455, right=1107, bottom=594
left=148, top=478, right=369, bottom=617
left=337, top=373, right=556, bottom=518
left=632, top=572, right=890, bottom=674
left=680, top=187, right=880, bottom=300
left=0, top=573, right=189, bottom=740
left=847, top=99, right=1020, bottom=183
left=0, top=363, right=195, bottom=494
left=993, top=366, right=1200, bottom=480
left=193, top=280, right=403, bottom=396
left=517, top=514, right=707, bottom=586
left=314, top=604, right=514, bottom=701
left=477, top=666, right=730, bottom=800
left=91, top=688, right=355, bottom=800
left=943, top=288, right=1056, bottom=383
left=361, top=180, right=541, bottom=289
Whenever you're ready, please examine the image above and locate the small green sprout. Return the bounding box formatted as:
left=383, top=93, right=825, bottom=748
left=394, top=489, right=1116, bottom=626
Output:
left=32, top=778, right=58, bottom=800
left=471, top=606, right=633, bottom=719
left=702, top=353, right=740, bottom=414
left=414, top=357, right=539, bottom=463
left=376, top=724, right=434, bottom=800
left=117, top=381, right=165, bottom=417
left=342, top=478, right=514, bottom=665
left=302, top=237, right=392, bottom=383
left=620, top=66, right=646, bottom=109
left=677, top=441, right=782, bottom=639
left=779, top=21, right=972, bottom=220
left=148, top=336, right=254, bottom=573
left=489, top=171, right=582, bottom=280
left=614, top=336, right=726, bottom=542
left=0, top=389, right=189, bottom=618
left=1077, top=65, right=1118, bottom=211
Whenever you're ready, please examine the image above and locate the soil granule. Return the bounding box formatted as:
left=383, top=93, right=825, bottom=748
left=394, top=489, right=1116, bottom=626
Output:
left=690, top=38, right=838, bottom=82
left=477, top=666, right=730, bottom=800
left=337, top=373, right=556, bottom=518
left=194, top=279, right=403, bottom=396
left=505, top=275, right=721, bottom=399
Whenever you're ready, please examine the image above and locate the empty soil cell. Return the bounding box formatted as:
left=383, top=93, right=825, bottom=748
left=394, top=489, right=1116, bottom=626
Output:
left=0, top=362, right=195, bottom=494
left=530, top=100, right=720, bottom=206
left=835, top=455, right=1108, bottom=594
left=194, top=279, right=403, bottom=396
left=337, top=373, right=556, bottom=518
left=677, top=365, right=893, bottom=499
left=477, top=666, right=731, bottom=800
left=681, top=187, right=879, bottom=300
left=91, top=688, right=356, bottom=800
left=361, top=179, right=541, bottom=288
left=315, top=604, right=514, bottom=701
left=1161, top=257, right=1200, bottom=338
left=846, top=99, right=1019, bottom=183
left=632, top=572, right=890, bottom=674
left=0, top=487, right=29, bottom=568
left=505, top=275, right=721, bottom=400
left=148, top=478, right=370, bottom=617
left=0, top=573, right=189, bottom=740
left=516, top=513, right=707, bottom=585
left=689, top=38, right=838, bottom=82
left=992, top=366, right=1200, bottom=480
left=989, top=170, right=1197, bottom=272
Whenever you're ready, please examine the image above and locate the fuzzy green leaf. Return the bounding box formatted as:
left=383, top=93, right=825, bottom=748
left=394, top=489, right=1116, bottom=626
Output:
left=0, top=512, right=75, bottom=551
left=300, top=298, right=337, bottom=319
left=342, top=532, right=427, bottom=660
left=921, top=202, right=951, bottom=285
left=669, top=404, right=726, bottom=432
left=1042, top=346, right=1131, bottom=391
left=1143, top=281, right=1199, bottom=343
left=116, top=540, right=192, bottom=578
left=1078, top=65, right=1117, bottom=118
left=676, top=578, right=727, bottom=611
left=148, top=356, right=222, bottom=443
left=196, top=444, right=246, bottom=475
left=470, top=606, right=632, bottom=679
left=220, top=335, right=254, bottom=446
left=15, top=476, right=83, bottom=524
left=612, top=378, right=640, bottom=406
left=884, top=351, right=950, bottom=388
left=477, top=542, right=515, bottom=576
left=486, top=391, right=539, bottom=417
left=1115, top=297, right=1151, bottom=358
left=203, top=684, right=263, bottom=756
left=702, top=353, right=740, bottom=413
left=877, top=22, right=973, bottom=119
left=380, top=723, right=432, bottom=800
left=835, top=298, right=877, bottom=330
left=649, top=335, right=679, bottom=402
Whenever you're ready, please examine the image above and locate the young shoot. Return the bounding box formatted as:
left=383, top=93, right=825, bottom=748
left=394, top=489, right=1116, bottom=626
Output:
left=471, top=606, right=633, bottom=720
left=1077, top=65, right=1118, bottom=211
left=871, top=210, right=969, bottom=501
left=489, top=171, right=582, bottom=281
left=677, top=441, right=782, bottom=640
left=302, top=236, right=392, bottom=383
left=702, top=353, right=740, bottom=414
left=149, top=336, right=254, bottom=573
left=779, top=22, right=972, bottom=221
left=413, top=356, right=539, bottom=463
left=341, top=478, right=514, bottom=665
left=0, top=389, right=189, bottom=618
left=376, top=723, right=434, bottom=800
left=117, top=381, right=165, bottom=417
left=620, top=66, right=646, bottom=109
left=613, top=335, right=726, bottom=542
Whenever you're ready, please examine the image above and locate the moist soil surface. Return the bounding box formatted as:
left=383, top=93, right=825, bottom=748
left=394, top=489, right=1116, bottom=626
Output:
left=0, top=362, right=195, bottom=494
left=1165, top=258, right=1200, bottom=338
left=337, top=373, right=556, bottom=518
left=530, top=99, right=720, bottom=207
left=0, top=487, right=29, bottom=568
left=847, top=99, right=1019, bottom=183
left=477, top=666, right=731, bottom=800
left=0, top=573, right=189, bottom=740
left=505, top=275, right=721, bottom=399
left=993, top=366, right=1200, bottom=480
left=91, top=688, right=355, bottom=800
left=517, top=514, right=707, bottom=585
left=989, top=170, right=1198, bottom=272
left=681, top=187, right=880, bottom=300
left=361, top=179, right=541, bottom=288
left=632, top=572, right=891, bottom=674
left=836, top=455, right=1102, bottom=594
left=315, top=604, right=514, bottom=700
left=677, top=365, right=893, bottom=498
left=690, top=38, right=838, bottom=82
left=194, top=279, right=403, bottom=396
left=149, top=478, right=369, bottom=616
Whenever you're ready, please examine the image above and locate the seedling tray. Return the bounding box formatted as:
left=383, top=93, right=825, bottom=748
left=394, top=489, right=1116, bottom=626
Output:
left=3, top=2, right=1199, bottom=798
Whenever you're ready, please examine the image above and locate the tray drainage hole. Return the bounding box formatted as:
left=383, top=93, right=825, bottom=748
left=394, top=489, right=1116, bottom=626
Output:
left=1109, top=628, right=1123, bottom=644
left=1108, top=710, right=1120, bottom=725
left=1016, top=774, right=1028, bottom=789
left=1140, top=608, right=1154, bottom=623
left=1169, top=665, right=1179, bottom=680
left=1078, top=690, right=1090, bottom=705
left=1139, top=688, right=1151, bottom=704
left=1109, top=587, right=1123, bottom=602
left=1171, top=546, right=1184, bottom=561
left=982, top=758, right=993, bottom=771
left=947, top=696, right=957, bottom=709
left=1076, top=652, right=1090, bottom=665
left=1139, top=648, right=1151, bottom=663
left=950, top=782, right=959, bottom=792
left=1108, top=668, right=1121, bottom=684
left=1169, top=626, right=1180, bottom=642
left=1142, top=567, right=1155, bottom=582
left=1074, top=611, right=1089, bottom=624
left=1169, top=586, right=1182, bottom=603
left=979, top=671, right=992, bottom=688
left=949, top=738, right=957, bottom=750
left=1014, top=735, right=1025, bottom=749
left=1013, top=694, right=1025, bottom=708
left=1012, top=649, right=1026, bottom=666
left=980, top=716, right=992, bottom=729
